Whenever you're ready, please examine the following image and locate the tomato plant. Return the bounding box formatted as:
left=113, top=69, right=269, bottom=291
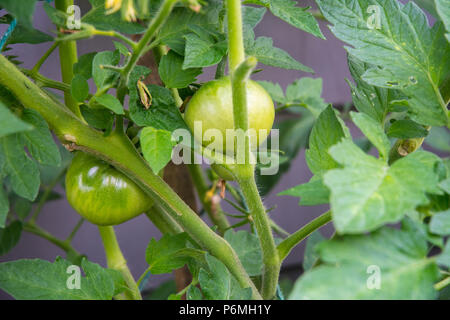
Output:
left=65, top=152, right=154, bottom=226
left=0, top=0, right=449, bottom=304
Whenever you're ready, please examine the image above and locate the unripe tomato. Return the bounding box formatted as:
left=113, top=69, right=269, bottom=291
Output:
left=65, top=152, right=153, bottom=226
left=184, top=77, right=274, bottom=153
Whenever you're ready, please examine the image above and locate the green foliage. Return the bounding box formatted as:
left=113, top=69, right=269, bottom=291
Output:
left=290, top=225, right=440, bottom=299
left=140, top=127, right=175, bottom=174
left=224, top=230, right=263, bottom=276
left=93, top=94, right=125, bottom=115
left=0, top=221, right=22, bottom=254
left=0, top=257, right=124, bottom=300
left=159, top=51, right=202, bottom=88
left=317, top=0, right=450, bottom=126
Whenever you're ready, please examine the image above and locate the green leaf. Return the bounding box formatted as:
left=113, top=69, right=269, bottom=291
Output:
left=82, top=0, right=145, bottom=34
left=0, top=102, right=33, bottom=138
left=183, top=31, right=228, bottom=69
left=12, top=196, right=32, bottom=220
left=140, top=127, right=174, bottom=174
left=159, top=4, right=222, bottom=55
left=425, top=127, right=450, bottom=152
left=437, top=240, right=450, bottom=267
left=242, top=5, right=266, bottom=28
left=303, top=230, right=325, bottom=271
left=0, top=221, right=22, bottom=255
left=4, top=23, right=52, bottom=45
left=324, top=139, right=441, bottom=233
left=145, top=233, right=204, bottom=274
left=305, top=106, right=346, bottom=175
left=71, top=75, right=90, bottom=103
left=198, top=253, right=252, bottom=300
left=20, top=109, right=61, bottom=167
left=79, top=105, right=114, bottom=132
left=92, top=50, right=120, bottom=89
left=435, top=0, right=450, bottom=41
left=413, top=0, right=438, bottom=17
left=224, top=230, right=262, bottom=276
left=257, top=81, right=286, bottom=104
left=387, top=119, right=429, bottom=139
left=0, top=257, right=122, bottom=300
left=187, top=285, right=203, bottom=300
left=0, top=186, right=8, bottom=227
left=0, top=134, right=40, bottom=201
left=290, top=226, right=439, bottom=299
left=128, top=66, right=189, bottom=132
left=350, top=112, right=390, bottom=160
left=285, top=78, right=328, bottom=117
left=159, top=51, right=201, bottom=88
left=94, top=94, right=124, bottom=115
left=278, top=176, right=330, bottom=206
left=245, top=0, right=324, bottom=39
left=43, top=2, right=67, bottom=27
left=0, top=0, right=36, bottom=28
left=430, top=209, right=450, bottom=236
left=317, top=0, right=450, bottom=126
left=347, top=54, right=391, bottom=123
left=113, top=41, right=130, bottom=56
left=73, top=52, right=97, bottom=80
left=245, top=31, right=313, bottom=72
left=440, top=178, right=450, bottom=194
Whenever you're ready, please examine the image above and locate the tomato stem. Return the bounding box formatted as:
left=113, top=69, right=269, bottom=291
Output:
left=277, top=211, right=332, bottom=261
left=98, top=226, right=142, bottom=300
left=55, top=0, right=81, bottom=118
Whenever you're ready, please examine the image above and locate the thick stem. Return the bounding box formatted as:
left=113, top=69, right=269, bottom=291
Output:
left=277, top=211, right=332, bottom=261
left=0, top=54, right=261, bottom=300
left=55, top=0, right=81, bottom=118
left=237, top=174, right=280, bottom=299
left=146, top=204, right=183, bottom=235
left=226, top=0, right=245, bottom=72
left=98, top=226, right=142, bottom=300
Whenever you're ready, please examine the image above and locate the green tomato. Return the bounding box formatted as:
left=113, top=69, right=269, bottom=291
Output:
left=65, top=152, right=153, bottom=226
left=184, top=76, right=274, bottom=153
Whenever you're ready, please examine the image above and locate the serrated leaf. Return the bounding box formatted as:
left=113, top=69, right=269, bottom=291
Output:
left=350, top=111, right=390, bottom=160
left=71, top=74, right=90, bottom=103
left=317, top=0, right=450, bottom=126
left=4, top=23, right=52, bottom=45
left=0, top=102, right=33, bottom=138
left=257, top=81, right=286, bottom=104
left=224, top=230, right=262, bottom=276
left=0, top=0, right=36, bottom=28
left=0, top=257, right=121, bottom=300
left=159, top=51, right=201, bottom=88
left=94, top=93, right=124, bottom=115
left=128, top=66, right=189, bottom=132
left=278, top=176, right=330, bottom=206
left=92, top=50, right=120, bottom=89
left=430, top=209, right=450, bottom=235
left=159, top=4, right=222, bottom=55
left=140, top=127, right=174, bottom=174
left=245, top=32, right=313, bottom=72
left=43, top=2, right=67, bottom=27
left=290, top=226, right=439, bottom=299
left=183, top=32, right=228, bottom=69
left=0, top=221, right=22, bottom=255
left=305, top=106, right=346, bottom=175
left=285, top=78, right=327, bottom=117
left=324, top=139, right=441, bottom=233
left=347, top=54, right=391, bottom=123
left=145, top=233, right=204, bottom=274
left=198, top=253, right=252, bottom=300
left=0, top=134, right=40, bottom=201
left=20, top=109, right=61, bottom=166
left=387, top=119, right=429, bottom=139
left=242, top=5, right=266, bottom=28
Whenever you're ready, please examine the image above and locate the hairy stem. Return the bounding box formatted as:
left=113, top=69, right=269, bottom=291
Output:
left=435, top=276, right=450, bottom=291
left=55, top=0, right=81, bottom=118
left=98, top=226, right=142, bottom=300
left=146, top=203, right=184, bottom=235
left=0, top=54, right=261, bottom=300
left=277, top=211, right=332, bottom=261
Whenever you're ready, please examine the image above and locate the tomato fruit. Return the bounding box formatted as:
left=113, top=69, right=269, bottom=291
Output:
left=184, top=76, right=274, bottom=153
left=65, top=152, right=153, bottom=226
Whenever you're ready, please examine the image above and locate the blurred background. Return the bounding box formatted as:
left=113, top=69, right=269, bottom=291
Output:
left=0, top=0, right=445, bottom=299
